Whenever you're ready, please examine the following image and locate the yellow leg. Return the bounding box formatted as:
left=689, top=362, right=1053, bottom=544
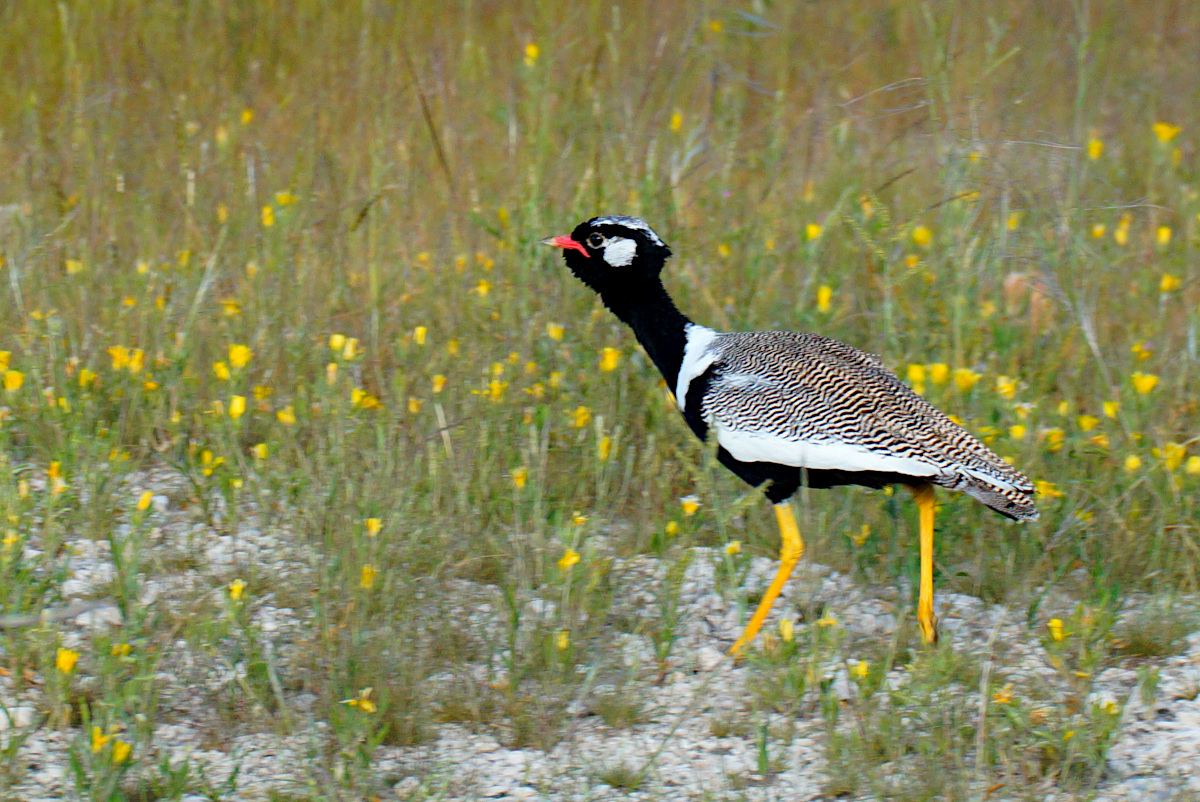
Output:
left=909, top=483, right=939, bottom=645
left=729, top=502, right=805, bottom=656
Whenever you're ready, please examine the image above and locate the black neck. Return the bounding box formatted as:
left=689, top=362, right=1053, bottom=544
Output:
left=598, top=278, right=692, bottom=390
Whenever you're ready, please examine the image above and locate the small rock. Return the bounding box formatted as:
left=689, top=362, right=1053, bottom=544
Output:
left=0, top=706, right=35, bottom=730
left=695, top=646, right=725, bottom=671
left=393, top=776, right=420, bottom=797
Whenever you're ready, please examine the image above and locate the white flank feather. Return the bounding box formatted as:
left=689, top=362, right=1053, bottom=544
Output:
left=714, top=426, right=940, bottom=477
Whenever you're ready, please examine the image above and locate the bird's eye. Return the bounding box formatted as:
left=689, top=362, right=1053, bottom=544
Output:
left=587, top=233, right=605, bottom=248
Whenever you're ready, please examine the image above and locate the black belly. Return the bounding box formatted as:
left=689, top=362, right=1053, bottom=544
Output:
left=681, top=366, right=920, bottom=504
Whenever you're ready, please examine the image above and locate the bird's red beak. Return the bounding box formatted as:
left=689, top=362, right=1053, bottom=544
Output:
left=539, top=234, right=590, bottom=257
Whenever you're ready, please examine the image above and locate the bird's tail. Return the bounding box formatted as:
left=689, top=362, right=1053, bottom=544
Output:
left=950, top=475, right=1039, bottom=522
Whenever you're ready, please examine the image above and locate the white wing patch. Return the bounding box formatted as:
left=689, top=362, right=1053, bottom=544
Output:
left=676, top=324, right=720, bottom=411
left=714, top=426, right=940, bottom=477
left=601, top=237, right=637, bottom=266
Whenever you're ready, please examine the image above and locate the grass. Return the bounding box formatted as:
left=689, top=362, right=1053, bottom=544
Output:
left=1, top=0, right=1199, bottom=797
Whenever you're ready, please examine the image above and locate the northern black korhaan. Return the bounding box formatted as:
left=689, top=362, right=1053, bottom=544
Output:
left=542, top=216, right=1038, bottom=654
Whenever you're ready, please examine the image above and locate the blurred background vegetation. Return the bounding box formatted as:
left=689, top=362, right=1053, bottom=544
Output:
left=1, top=0, right=1199, bottom=796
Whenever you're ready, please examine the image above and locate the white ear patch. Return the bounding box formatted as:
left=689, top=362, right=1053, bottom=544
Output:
left=602, top=237, right=637, bottom=267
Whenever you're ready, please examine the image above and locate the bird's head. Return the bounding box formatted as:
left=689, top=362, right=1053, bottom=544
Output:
left=540, top=215, right=672, bottom=293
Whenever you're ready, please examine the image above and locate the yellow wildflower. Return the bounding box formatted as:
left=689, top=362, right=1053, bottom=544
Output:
left=556, top=630, right=570, bottom=650
left=360, top=564, right=379, bottom=589
left=816, top=285, right=833, bottom=313
left=510, top=466, right=528, bottom=490
left=1184, top=456, right=1200, bottom=475
left=670, top=110, right=683, bottom=133
left=779, top=619, right=794, bottom=642
left=213, top=361, right=231, bottom=381
left=680, top=495, right=701, bottom=516
left=569, top=406, right=592, bottom=428
left=906, top=363, right=926, bottom=395
left=432, top=374, right=446, bottom=393
left=1009, top=424, right=1027, bottom=440
left=1103, top=401, right=1120, bottom=418
left=108, top=346, right=130, bottom=370
left=1089, top=433, right=1110, bottom=450
left=847, top=524, right=870, bottom=547
left=995, top=375, right=1017, bottom=399
left=261, top=206, right=275, bottom=227
left=558, top=549, right=580, bottom=571
left=3, top=370, right=23, bottom=392
left=413, top=326, right=427, bottom=345
left=277, top=406, right=296, bottom=425
left=1153, top=122, right=1181, bottom=143
left=91, top=726, right=111, bottom=753
left=724, top=540, right=742, bottom=556
left=229, top=344, right=252, bottom=369
left=1091, top=223, right=1106, bottom=238
left=1042, top=428, right=1065, bottom=452
left=329, top=333, right=346, bottom=352
left=1155, top=442, right=1186, bottom=471
left=137, top=491, right=153, bottom=512
left=1124, top=454, right=1142, bottom=472
left=342, top=337, right=359, bottom=360
left=523, top=42, right=539, bottom=67
left=1007, top=212, right=1021, bottom=230
left=228, top=395, right=246, bottom=420
left=1036, top=480, right=1062, bottom=499
left=1115, top=218, right=1130, bottom=246
left=850, top=660, right=869, bottom=678
left=364, top=518, right=382, bottom=537
left=597, top=436, right=613, bottom=461
left=1086, top=138, right=1103, bottom=160
left=928, top=363, right=949, bottom=385
left=56, top=647, right=80, bottom=673
left=1047, top=618, right=1065, bottom=641
left=111, top=741, right=131, bottom=763
left=664, top=520, right=679, bottom=536
left=599, top=347, right=620, bottom=372
left=953, top=368, right=981, bottom=392
left=474, top=279, right=491, bottom=297
left=912, top=225, right=932, bottom=247
left=992, top=684, right=1014, bottom=704
left=228, top=579, right=245, bottom=600
left=251, top=443, right=268, bottom=460
left=341, top=687, right=377, bottom=713
left=407, top=397, right=422, bottom=414
left=806, top=223, right=822, bottom=240
left=326, top=362, right=338, bottom=385
left=546, top=322, right=564, bottom=341
left=1157, top=227, right=1172, bottom=246
left=1160, top=274, right=1181, bottom=292
left=1130, top=372, right=1159, bottom=395
left=1077, top=414, right=1099, bottom=432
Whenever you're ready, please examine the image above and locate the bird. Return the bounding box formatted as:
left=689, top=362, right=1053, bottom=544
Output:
left=542, top=215, right=1038, bottom=655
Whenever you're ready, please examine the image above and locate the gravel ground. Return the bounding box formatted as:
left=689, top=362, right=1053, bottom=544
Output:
left=2, top=472, right=1198, bottom=800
